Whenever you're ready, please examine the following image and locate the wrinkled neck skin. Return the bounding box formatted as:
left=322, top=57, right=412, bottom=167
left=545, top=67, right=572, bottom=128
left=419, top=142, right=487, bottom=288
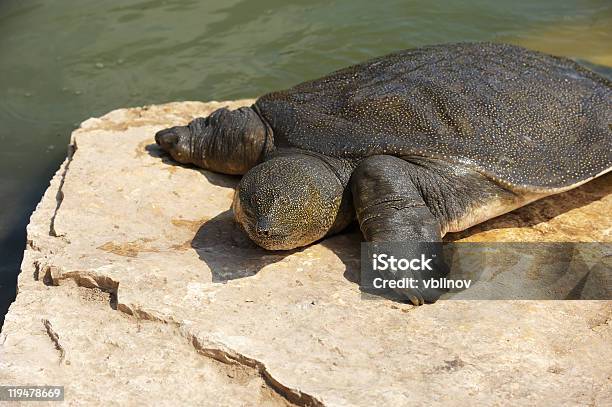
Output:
left=190, top=107, right=273, bottom=175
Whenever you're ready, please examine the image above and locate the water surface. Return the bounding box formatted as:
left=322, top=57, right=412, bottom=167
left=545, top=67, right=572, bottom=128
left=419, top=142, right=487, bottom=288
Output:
left=1, top=0, right=610, bottom=326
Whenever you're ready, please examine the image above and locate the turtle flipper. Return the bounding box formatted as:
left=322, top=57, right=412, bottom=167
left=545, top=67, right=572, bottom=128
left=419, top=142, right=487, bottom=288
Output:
left=350, top=155, right=449, bottom=304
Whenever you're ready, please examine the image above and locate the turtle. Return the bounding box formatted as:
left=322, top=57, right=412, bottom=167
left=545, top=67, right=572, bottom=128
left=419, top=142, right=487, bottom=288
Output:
left=155, top=42, right=612, bottom=304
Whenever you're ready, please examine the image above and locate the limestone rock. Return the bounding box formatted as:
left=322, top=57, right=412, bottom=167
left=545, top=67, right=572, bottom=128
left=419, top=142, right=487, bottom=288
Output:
left=1, top=101, right=610, bottom=406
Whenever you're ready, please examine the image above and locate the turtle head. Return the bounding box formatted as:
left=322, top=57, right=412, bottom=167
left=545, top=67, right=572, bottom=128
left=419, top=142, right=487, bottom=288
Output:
left=155, top=107, right=268, bottom=175
left=233, top=155, right=353, bottom=250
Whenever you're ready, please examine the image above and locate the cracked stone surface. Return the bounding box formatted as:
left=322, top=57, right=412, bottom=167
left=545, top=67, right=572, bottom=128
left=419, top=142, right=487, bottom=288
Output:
left=1, top=100, right=611, bottom=406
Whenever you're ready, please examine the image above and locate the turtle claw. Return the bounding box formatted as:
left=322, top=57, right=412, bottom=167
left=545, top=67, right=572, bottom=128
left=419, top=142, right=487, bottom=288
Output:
left=392, top=285, right=443, bottom=306
left=408, top=293, right=423, bottom=306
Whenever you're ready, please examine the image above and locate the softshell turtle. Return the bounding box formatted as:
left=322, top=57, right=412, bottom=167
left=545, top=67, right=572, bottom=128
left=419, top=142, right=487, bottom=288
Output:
left=156, top=42, right=611, bottom=303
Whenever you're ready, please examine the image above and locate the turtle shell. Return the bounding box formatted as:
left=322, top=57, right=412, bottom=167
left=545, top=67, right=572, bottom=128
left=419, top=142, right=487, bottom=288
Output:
left=255, top=42, right=612, bottom=191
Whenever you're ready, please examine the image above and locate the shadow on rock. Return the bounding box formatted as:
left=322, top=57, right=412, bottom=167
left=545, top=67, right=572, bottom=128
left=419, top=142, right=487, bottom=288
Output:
left=145, top=143, right=289, bottom=280
left=319, top=224, right=362, bottom=284
left=191, top=210, right=302, bottom=282
left=145, top=143, right=241, bottom=188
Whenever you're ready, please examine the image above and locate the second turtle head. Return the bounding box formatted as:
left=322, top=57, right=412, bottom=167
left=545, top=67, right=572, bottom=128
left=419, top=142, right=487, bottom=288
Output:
left=232, top=155, right=353, bottom=250
left=155, top=106, right=268, bottom=175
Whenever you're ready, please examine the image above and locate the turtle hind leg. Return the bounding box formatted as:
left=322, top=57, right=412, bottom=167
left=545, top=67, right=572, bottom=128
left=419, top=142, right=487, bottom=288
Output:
left=400, top=156, right=528, bottom=235
left=350, top=155, right=449, bottom=304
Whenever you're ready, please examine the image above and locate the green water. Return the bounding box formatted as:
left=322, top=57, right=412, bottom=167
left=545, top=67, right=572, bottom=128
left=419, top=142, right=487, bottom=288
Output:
left=0, top=0, right=610, bottom=325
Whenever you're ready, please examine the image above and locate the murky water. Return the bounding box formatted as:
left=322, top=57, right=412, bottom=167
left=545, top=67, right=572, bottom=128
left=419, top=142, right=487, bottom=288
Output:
left=0, top=0, right=610, bottom=325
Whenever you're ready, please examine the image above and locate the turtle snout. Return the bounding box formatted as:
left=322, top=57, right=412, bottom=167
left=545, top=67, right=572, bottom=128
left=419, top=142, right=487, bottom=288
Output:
left=255, top=219, right=272, bottom=237
left=154, top=126, right=193, bottom=164
left=155, top=127, right=180, bottom=151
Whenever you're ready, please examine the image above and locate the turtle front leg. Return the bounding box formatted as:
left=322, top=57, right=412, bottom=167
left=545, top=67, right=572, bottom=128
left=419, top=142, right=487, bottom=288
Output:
left=351, top=155, right=448, bottom=304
